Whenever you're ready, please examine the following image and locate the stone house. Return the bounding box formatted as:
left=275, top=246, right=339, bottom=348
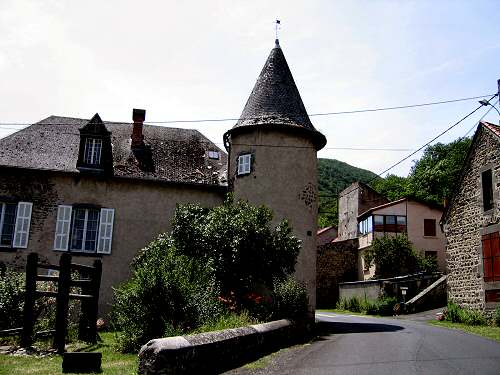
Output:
left=442, top=121, right=500, bottom=312
left=358, top=198, right=446, bottom=279
left=317, top=226, right=338, bottom=246
left=0, top=40, right=325, bottom=315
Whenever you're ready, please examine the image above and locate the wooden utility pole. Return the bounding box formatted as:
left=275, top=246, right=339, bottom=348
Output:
left=21, top=252, right=38, bottom=347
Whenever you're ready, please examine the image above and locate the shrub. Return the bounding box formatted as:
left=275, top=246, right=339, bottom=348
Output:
left=0, top=269, right=24, bottom=331
left=495, top=306, right=500, bottom=327
left=376, top=296, right=397, bottom=316
left=272, top=277, right=308, bottom=320
left=445, top=302, right=462, bottom=323
left=112, top=235, right=224, bottom=352
left=460, top=308, right=486, bottom=326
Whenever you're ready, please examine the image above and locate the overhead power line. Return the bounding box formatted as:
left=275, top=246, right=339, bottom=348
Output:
left=330, top=94, right=498, bottom=199
left=0, top=93, right=495, bottom=127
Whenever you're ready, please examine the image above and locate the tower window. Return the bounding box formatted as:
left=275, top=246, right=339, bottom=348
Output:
left=237, top=154, right=252, bottom=175
left=83, top=138, right=102, bottom=165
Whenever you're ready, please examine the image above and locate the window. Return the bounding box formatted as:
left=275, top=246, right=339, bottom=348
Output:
left=208, top=150, right=220, bottom=160
left=482, top=169, right=494, bottom=211
left=0, top=202, right=32, bottom=248
left=385, top=215, right=396, bottom=233
left=482, top=232, right=500, bottom=282
left=424, top=219, right=436, bottom=237
left=373, top=215, right=384, bottom=232
left=396, top=216, right=407, bottom=233
left=237, top=154, right=251, bottom=175
left=53, top=205, right=114, bottom=254
left=83, top=138, right=102, bottom=165
left=358, top=216, right=373, bottom=235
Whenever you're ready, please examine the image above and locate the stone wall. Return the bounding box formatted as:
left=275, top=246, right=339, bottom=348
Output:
left=337, top=182, right=387, bottom=241
left=443, top=125, right=500, bottom=311
left=316, top=239, right=358, bottom=308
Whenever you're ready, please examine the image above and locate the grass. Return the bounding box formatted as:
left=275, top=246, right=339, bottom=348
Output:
left=0, top=332, right=138, bottom=375
left=430, top=321, right=500, bottom=343
left=189, top=311, right=258, bottom=335
left=317, top=308, right=370, bottom=316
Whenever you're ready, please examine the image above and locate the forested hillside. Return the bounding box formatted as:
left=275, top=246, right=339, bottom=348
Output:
left=318, top=158, right=377, bottom=228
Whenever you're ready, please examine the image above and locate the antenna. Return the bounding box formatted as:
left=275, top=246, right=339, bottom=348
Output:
left=275, top=19, right=281, bottom=44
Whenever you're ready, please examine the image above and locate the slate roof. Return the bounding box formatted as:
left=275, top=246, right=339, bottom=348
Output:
left=0, top=116, right=227, bottom=187
left=227, top=41, right=326, bottom=150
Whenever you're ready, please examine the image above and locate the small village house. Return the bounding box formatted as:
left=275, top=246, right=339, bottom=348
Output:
left=442, top=121, right=500, bottom=313
left=0, top=40, right=325, bottom=315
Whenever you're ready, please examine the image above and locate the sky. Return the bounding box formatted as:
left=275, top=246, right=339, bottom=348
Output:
left=1, top=0, right=499, bottom=176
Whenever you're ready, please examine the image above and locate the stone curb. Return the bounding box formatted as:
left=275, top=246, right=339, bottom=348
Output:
left=138, top=319, right=307, bottom=374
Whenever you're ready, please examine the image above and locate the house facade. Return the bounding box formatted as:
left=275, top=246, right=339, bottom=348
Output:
left=0, top=41, right=325, bottom=315
left=0, top=112, right=227, bottom=314
left=358, top=198, right=446, bottom=280
left=442, top=121, right=500, bottom=312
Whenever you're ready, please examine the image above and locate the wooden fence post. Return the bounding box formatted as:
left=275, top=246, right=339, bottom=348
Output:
left=21, top=252, right=38, bottom=347
left=77, top=269, right=91, bottom=342
left=54, top=253, right=71, bottom=353
left=87, top=259, right=102, bottom=344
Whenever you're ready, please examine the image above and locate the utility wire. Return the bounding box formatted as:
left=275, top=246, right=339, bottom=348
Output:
left=0, top=93, right=495, bottom=127
left=325, top=94, right=498, bottom=200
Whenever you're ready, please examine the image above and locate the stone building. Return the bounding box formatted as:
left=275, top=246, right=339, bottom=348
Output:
left=337, top=182, right=388, bottom=241
left=0, top=40, right=324, bottom=315
left=442, top=121, right=500, bottom=312
left=224, top=40, right=326, bottom=311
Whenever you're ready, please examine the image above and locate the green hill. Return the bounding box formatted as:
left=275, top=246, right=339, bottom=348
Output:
left=318, top=158, right=378, bottom=228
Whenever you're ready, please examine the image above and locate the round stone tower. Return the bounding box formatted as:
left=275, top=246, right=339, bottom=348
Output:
left=223, top=40, right=326, bottom=312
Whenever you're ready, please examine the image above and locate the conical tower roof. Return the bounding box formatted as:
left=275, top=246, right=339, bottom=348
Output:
left=227, top=40, right=326, bottom=150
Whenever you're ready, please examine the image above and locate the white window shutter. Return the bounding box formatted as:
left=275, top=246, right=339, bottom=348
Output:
left=54, top=205, right=72, bottom=251
left=13, top=202, right=33, bottom=248
left=97, top=208, right=114, bottom=254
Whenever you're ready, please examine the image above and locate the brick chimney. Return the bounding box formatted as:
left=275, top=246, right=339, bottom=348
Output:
left=131, top=108, right=146, bottom=148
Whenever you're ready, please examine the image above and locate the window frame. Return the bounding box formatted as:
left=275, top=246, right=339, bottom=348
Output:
left=208, top=150, right=220, bottom=160
left=237, top=154, right=252, bottom=175
left=54, top=205, right=114, bottom=255
left=0, top=201, right=33, bottom=249
left=83, top=138, right=103, bottom=166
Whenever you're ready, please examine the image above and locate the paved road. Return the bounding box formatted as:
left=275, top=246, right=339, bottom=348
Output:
left=226, top=312, right=500, bottom=375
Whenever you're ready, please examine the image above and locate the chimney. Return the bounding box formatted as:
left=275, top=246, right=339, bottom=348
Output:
left=131, top=108, right=146, bottom=148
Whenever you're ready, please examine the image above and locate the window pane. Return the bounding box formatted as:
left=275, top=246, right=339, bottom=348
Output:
left=385, top=215, right=396, bottom=232
left=397, top=216, right=407, bottom=233
left=71, top=209, right=86, bottom=250
left=84, top=210, right=99, bottom=251
left=374, top=215, right=384, bottom=232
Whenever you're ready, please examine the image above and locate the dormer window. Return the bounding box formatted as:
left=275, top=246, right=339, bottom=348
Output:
left=76, top=113, right=112, bottom=174
left=84, top=138, right=102, bottom=165
left=238, top=154, right=252, bottom=175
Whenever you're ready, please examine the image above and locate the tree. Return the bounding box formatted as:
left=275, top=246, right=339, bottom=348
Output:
left=363, top=235, right=437, bottom=279
left=373, top=137, right=472, bottom=205
left=406, top=137, right=471, bottom=205
left=171, top=195, right=301, bottom=300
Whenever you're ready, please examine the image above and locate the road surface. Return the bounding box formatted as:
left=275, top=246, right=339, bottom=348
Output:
left=226, top=312, right=500, bottom=375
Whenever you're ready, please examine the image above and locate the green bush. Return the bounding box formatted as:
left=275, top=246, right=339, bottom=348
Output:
left=376, top=296, right=397, bottom=316
left=0, top=269, right=24, bottom=330
left=112, top=235, right=224, bottom=352
left=445, top=302, right=487, bottom=326
left=445, top=302, right=462, bottom=323
left=272, top=277, right=308, bottom=321
left=495, top=306, right=500, bottom=327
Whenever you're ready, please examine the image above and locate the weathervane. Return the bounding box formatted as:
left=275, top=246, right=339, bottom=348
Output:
left=275, top=19, right=281, bottom=44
